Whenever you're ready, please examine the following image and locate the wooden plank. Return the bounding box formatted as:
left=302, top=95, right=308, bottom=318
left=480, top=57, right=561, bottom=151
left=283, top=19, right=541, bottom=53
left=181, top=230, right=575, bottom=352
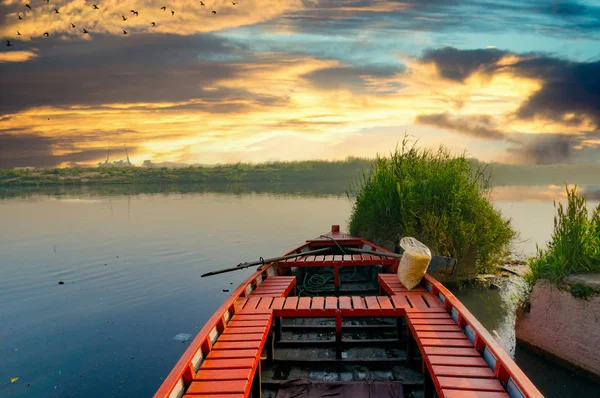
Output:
left=245, top=297, right=261, bottom=310
left=417, top=331, right=468, bottom=340
left=339, top=296, right=352, bottom=310
left=351, top=296, right=365, bottom=310
left=298, top=297, right=312, bottom=310
left=409, top=319, right=456, bottom=325
left=271, top=297, right=286, bottom=310
left=424, top=347, right=481, bottom=357
left=195, top=368, right=253, bottom=381
left=231, top=314, right=271, bottom=321
left=206, top=349, right=258, bottom=359
left=184, top=394, right=244, bottom=398
left=187, top=380, right=248, bottom=394
left=406, top=294, right=430, bottom=311
left=431, top=365, right=495, bottom=379
left=227, top=320, right=268, bottom=328
left=218, top=333, right=264, bottom=342
left=442, top=390, right=509, bottom=398
left=377, top=296, right=393, bottom=309
left=365, top=296, right=381, bottom=310
left=437, top=377, right=506, bottom=392
left=257, top=297, right=273, bottom=309
left=283, top=297, right=298, bottom=310
left=311, top=296, right=325, bottom=310
left=333, top=255, right=343, bottom=262
left=413, top=324, right=462, bottom=332
left=200, top=357, right=255, bottom=369
left=420, top=338, right=473, bottom=347
left=213, top=340, right=261, bottom=350
left=325, top=296, right=338, bottom=310
left=234, top=298, right=247, bottom=312
left=391, top=295, right=410, bottom=308
left=406, top=312, right=452, bottom=319
left=222, top=327, right=266, bottom=334
left=428, top=355, right=488, bottom=367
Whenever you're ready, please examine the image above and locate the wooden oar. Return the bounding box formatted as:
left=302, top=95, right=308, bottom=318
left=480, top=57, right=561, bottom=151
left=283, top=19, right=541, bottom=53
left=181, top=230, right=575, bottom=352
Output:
left=345, top=247, right=457, bottom=275
left=200, top=247, right=331, bottom=277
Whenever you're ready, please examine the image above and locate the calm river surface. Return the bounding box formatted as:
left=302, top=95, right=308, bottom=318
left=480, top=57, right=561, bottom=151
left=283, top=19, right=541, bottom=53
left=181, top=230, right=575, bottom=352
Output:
left=1, top=184, right=599, bottom=397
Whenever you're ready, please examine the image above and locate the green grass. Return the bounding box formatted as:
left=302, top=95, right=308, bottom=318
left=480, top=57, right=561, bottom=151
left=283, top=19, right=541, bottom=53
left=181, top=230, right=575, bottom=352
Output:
left=348, top=138, right=514, bottom=277
left=526, top=185, right=600, bottom=286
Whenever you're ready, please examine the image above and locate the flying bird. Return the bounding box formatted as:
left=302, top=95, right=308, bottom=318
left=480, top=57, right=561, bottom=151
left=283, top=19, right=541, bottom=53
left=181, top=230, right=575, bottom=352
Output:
left=43, top=32, right=49, bottom=37
left=93, top=4, right=99, bottom=9
left=232, top=1, right=236, bottom=4
left=160, top=6, right=166, bottom=11
left=122, top=15, right=127, bottom=20
left=171, top=10, right=174, bottom=16
left=151, top=22, right=155, bottom=27
left=82, top=28, right=89, bottom=33
left=200, top=1, right=204, bottom=5
left=71, top=22, right=75, bottom=28
left=17, top=31, right=21, bottom=35
left=54, top=8, right=59, bottom=13
left=133, top=11, right=138, bottom=16
left=6, top=40, right=11, bottom=47
left=122, top=29, right=127, bottom=34
left=212, top=10, right=216, bottom=14
left=18, top=14, right=23, bottom=20
left=25, top=4, right=31, bottom=9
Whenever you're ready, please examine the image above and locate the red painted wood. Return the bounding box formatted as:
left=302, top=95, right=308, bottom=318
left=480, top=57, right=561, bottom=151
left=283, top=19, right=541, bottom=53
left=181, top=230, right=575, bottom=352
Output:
left=427, top=355, right=488, bottom=367
left=187, top=380, right=248, bottom=394
left=408, top=312, right=453, bottom=318
left=213, top=340, right=261, bottom=350
left=283, top=297, right=298, bottom=310
left=420, top=338, right=473, bottom=347
left=230, top=314, right=271, bottom=321
left=298, top=297, right=311, bottom=310
left=432, top=365, right=495, bottom=378
left=406, top=294, right=432, bottom=310
left=351, top=296, right=365, bottom=310
left=194, top=368, right=252, bottom=381
left=437, top=377, right=506, bottom=392
left=227, top=320, right=267, bottom=328
left=365, top=296, right=381, bottom=310
left=413, top=324, right=462, bottom=332
left=377, top=296, right=393, bottom=309
left=391, top=295, right=410, bottom=308
left=311, top=296, right=324, bottom=310
left=339, top=296, right=352, bottom=310
left=325, top=297, right=338, bottom=310
left=222, top=327, right=266, bottom=334
left=184, top=394, right=245, bottom=398
left=410, top=318, right=456, bottom=325
left=206, top=349, right=258, bottom=359
left=442, top=390, right=509, bottom=398
left=271, top=297, right=285, bottom=310
left=217, top=333, right=264, bottom=342
left=417, top=331, right=468, bottom=340
left=200, top=358, right=256, bottom=369
left=257, top=297, right=273, bottom=309
left=245, top=297, right=261, bottom=310
left=234, top=298, right=247, bottom=312
left=423, top=346, right=482, bottom=357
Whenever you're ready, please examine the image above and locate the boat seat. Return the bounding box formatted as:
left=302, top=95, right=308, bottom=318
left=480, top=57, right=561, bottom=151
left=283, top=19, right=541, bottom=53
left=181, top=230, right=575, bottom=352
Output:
left=250, top=275, right=296, bottom=297
left=187, top=277, right=296, bottom=397
left=378, top=273, right=427, bottom=295
left=406, top=313, right=510, bottom=398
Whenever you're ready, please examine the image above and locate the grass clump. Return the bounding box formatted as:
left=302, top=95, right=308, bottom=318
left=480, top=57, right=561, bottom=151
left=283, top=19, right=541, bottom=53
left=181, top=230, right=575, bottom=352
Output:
left=348, top=138, right=514, bottom=276
left=526, top=185, right=600, bottom=287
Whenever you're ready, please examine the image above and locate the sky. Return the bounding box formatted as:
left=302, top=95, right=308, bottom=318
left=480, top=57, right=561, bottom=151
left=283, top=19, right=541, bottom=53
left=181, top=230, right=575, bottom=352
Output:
left=0, top=0, right=599, bottom=168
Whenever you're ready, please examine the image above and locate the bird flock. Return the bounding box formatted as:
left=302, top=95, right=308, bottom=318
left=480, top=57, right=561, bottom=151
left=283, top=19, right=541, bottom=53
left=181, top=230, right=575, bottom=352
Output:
left=6, top=1, right=239, bottom=47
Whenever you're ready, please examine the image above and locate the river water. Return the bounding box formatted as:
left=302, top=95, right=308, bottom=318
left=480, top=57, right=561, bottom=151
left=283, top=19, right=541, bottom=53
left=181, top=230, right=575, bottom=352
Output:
left=1, top=184, right=599, bottom=397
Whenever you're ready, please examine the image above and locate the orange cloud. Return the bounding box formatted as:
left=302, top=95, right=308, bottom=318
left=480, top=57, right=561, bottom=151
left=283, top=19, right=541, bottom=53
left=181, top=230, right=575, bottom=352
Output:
left=0, top=50, right=37, bottom=62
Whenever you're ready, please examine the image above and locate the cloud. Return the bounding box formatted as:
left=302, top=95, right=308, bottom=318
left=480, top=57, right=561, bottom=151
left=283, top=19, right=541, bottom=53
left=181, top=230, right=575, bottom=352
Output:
left=419, top=47, right=507, bottom=82
left=0, top=50, right=37, bottom=63
left=415, top=113, right=507, bottom=140
left=301, top=64, right=403, bottom=92
left=0, top=132, right=117, bottom=167
left=506, top=134, right=576, bottom=165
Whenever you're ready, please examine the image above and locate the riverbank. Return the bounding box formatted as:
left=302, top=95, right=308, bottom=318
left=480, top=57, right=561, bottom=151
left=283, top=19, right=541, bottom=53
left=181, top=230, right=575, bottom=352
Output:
left=2, top=160, right=600, bottom=188
left=516, top=278, right=600, bottom=378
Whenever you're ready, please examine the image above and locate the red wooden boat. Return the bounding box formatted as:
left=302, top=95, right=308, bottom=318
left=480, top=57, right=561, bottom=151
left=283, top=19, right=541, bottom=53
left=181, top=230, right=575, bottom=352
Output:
left=155, top=226, right=542, bottom=398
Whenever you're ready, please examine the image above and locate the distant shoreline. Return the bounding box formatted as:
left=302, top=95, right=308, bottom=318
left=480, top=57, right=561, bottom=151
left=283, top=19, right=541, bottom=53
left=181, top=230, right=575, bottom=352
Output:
left=1, top=159, right=599, bottom=188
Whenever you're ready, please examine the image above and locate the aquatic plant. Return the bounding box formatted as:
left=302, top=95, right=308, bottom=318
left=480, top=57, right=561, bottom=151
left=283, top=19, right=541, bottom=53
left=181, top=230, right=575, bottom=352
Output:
left=526, top=185, right=600, bottom=286
left=348, top=137, right=514, bottom=276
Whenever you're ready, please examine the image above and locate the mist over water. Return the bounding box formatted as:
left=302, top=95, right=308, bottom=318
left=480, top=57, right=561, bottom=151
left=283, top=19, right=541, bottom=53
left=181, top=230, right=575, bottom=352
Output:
left=1, top=184, right=598, bottom=397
